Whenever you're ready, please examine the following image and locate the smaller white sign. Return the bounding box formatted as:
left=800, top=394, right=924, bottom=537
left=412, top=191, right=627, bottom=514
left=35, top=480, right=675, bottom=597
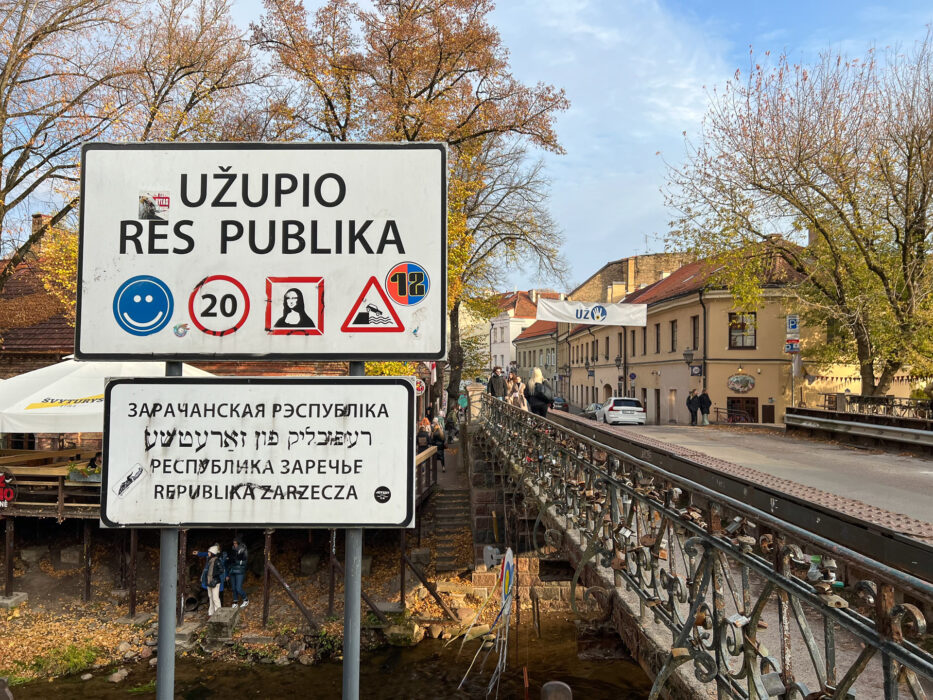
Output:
left=784, top=340, right=800, bottom=354
left=536, top=298, right=647, bottom=326
left=102, top=377, right=414, bottom=528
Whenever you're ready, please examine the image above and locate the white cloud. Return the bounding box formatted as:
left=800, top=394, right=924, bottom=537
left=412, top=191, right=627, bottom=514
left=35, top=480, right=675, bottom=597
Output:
left=491, top=0, right=732, bottom=285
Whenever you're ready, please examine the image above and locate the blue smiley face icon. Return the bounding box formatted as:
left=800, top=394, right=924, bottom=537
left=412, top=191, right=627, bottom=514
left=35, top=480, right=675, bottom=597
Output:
left=113, top=276, right=174, bottom=336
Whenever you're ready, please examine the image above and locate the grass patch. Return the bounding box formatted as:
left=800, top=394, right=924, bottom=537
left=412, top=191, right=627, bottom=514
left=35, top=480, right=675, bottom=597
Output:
left=27, top=643, right=99, bottom=677
left=128, top=679, right=157, bottom=693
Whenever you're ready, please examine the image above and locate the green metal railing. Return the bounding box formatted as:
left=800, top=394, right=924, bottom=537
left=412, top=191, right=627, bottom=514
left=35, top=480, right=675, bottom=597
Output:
left=477, top=395, right=932, bottom=699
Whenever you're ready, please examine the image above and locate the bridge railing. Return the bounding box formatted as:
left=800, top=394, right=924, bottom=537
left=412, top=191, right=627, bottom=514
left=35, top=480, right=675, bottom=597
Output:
left=478, top=395, right=932, bottom=700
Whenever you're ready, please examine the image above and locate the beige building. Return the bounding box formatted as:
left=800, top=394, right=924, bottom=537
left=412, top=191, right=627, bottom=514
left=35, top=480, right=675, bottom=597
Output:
left=488, top=290, right=560, bottom=371
left=557, top=253, right=692, bottom=404
left=512, top=320, right=558, bottom=386
left=565, top=257, right=916, bottom=423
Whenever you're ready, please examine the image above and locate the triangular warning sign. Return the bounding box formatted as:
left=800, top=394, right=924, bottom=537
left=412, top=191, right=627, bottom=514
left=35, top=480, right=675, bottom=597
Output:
left=341, top=276, right=405, bottom=333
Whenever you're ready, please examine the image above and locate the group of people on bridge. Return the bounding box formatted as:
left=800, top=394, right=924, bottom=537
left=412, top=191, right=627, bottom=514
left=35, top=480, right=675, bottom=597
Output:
left=486, top=365, right=555, bottom=418
left=686, top=389, right=712, bottom=426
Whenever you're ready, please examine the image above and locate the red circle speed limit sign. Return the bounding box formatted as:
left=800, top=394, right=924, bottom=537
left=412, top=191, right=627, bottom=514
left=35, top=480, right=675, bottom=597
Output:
left=188, top=275, right=250, bottom=336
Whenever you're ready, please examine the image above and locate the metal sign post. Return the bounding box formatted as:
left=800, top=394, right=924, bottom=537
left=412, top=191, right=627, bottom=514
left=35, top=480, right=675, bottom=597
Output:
left=156, top=361, right=181, bottom=700
left=343, top=360, right=365, bottom=699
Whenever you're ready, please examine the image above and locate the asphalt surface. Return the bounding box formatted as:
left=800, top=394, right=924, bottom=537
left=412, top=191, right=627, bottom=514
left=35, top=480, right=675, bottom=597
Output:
left=614, top=423, right=933, bottom=522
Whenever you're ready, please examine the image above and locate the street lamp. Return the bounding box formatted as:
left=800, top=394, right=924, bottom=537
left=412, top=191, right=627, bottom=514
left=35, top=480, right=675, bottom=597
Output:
left=682, top=348, right=694, bottom=365
left=614, top=355, right=622, bottom=371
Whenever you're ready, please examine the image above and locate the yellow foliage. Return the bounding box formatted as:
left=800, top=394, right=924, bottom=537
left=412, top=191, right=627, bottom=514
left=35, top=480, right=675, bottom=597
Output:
left=365, top=361, right=417, bottom=376
left=38, top=228, right=79, bottom=324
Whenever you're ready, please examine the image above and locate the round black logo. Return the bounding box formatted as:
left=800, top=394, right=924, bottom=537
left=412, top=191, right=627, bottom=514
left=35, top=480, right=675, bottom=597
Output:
left=374, top=486, right=391, bottom=503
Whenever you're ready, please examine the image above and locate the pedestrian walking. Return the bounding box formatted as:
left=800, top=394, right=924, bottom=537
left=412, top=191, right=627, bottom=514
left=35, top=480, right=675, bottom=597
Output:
left=486, top=366, right=508, bottom=398
left=698, top=389, right=712, bottom=425
left=193, top=544, right=225, bottom=616
left=686, top=390, right=700, bottom=425
left=228, top=536, right=249, bottom=609
left=416, top=417, right=431, bottom=453
left=431, top=418, right=446, bottom=472
left=457, top=391, right=469, bottom=421
left=508, top=373, right=528, bottom=410
left=524, top=367, right=554, bottom=418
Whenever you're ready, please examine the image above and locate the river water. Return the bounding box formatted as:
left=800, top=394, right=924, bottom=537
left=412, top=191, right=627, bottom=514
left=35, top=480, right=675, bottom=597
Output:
left=14, top=617, right=651, bottom=699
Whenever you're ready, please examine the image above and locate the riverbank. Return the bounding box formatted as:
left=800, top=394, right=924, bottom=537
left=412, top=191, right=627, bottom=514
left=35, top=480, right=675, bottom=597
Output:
left=10, top=614, right=652, bottom=699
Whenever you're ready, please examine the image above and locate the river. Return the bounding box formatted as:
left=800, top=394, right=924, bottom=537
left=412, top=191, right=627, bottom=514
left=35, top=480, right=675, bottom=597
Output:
left=14, top=616, right=651, bottom=699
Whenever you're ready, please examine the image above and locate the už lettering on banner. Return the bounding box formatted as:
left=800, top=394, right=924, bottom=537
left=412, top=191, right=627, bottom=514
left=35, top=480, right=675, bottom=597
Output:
left=535, top=297, right=647, bottom=326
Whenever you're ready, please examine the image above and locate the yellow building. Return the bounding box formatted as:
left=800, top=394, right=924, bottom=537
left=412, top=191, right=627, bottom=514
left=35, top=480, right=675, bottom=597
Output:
left=565, top=258, right=915, bottom=423
left=556, top=253, right=691, bottom=402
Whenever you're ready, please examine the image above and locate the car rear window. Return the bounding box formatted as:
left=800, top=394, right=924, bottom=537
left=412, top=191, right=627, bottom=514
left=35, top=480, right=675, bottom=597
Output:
left=612, top=399, right=642, bottom=408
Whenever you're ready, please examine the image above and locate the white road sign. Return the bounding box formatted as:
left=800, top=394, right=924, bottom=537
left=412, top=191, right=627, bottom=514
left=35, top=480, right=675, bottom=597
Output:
left=76, top=143, right=446, bottom=361
left=102, top=377, right=415, bottom=528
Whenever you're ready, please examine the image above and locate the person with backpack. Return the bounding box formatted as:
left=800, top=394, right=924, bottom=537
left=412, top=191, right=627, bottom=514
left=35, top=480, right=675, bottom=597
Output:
left=524, top=367, right=554, bottom=417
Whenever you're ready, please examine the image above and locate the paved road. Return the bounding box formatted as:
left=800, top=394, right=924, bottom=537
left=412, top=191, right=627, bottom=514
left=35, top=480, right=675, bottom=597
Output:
left=616, top=424, right=933, bottom=522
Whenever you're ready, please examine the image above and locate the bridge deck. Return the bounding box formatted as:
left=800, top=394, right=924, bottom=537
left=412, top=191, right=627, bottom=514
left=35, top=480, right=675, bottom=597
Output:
left=554, top=412, right=933, bottom=542
left=615, top=423, right=933, bottom=525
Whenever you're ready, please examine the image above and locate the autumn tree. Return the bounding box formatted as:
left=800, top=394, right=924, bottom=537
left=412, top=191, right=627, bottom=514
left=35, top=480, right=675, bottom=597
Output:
left=666, top=36, right=933, bottom=395
left=444, top=137, right=565, bottom=412
left=121, top=0, right=262, bottom=143
left=256, top=0, right=568, bottom=412
left=0, top=0, right=136, bottom=291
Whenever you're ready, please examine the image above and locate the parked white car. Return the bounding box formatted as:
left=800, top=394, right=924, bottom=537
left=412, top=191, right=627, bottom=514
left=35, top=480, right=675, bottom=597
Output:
left=596, top=397, right=646, bottom=425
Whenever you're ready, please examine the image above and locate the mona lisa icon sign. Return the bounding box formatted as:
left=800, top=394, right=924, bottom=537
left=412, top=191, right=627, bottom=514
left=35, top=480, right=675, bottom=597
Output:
left=265, top=277, right=324, bottom=336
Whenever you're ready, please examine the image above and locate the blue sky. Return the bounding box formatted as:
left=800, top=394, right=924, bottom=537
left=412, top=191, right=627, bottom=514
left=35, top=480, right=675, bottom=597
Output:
left=232, top=0, right=933, bottom=291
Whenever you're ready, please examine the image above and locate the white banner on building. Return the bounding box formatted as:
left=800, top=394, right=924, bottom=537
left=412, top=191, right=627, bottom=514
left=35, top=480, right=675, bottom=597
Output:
left=102, top=377, right=414, bottom=528
left=535, top=298, right=647, bottom=326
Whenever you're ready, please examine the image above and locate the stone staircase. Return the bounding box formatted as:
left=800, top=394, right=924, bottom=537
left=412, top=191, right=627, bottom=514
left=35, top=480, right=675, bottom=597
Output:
left=434, top=489, right=471, bottom=574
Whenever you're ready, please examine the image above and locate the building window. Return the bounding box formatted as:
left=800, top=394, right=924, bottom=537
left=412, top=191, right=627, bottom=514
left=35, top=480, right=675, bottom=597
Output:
left=670, top=320, right=677, bottom=353
left=641, top=327, right=647, bottom=356
left=591, top=340, right=596, bottom=360
left=617, top=332, right=623, bottom=358
left=630, top=330, right=636, bottom=357
left=604, top=337, right=609, bottom=359
left=691, top=315, right=700, bottom=350
left=729, top=312, right=757, bottom=349
left=9, top=433, right=35, bottom=450
left=654, top=323, right=661, bottom=354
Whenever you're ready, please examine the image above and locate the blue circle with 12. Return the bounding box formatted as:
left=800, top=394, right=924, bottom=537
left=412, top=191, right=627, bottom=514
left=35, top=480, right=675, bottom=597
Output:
left=113, top=275, right=174, bottom=336
left=591, top=305, right=607, bottom=322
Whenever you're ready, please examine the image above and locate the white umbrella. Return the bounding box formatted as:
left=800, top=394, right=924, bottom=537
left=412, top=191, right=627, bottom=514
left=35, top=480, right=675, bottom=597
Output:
left=0, top=358, right=212, bottom=433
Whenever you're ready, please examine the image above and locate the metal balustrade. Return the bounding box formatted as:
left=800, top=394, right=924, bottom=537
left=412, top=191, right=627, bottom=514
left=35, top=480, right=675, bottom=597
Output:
left=477, top=395, right=932, bottom=699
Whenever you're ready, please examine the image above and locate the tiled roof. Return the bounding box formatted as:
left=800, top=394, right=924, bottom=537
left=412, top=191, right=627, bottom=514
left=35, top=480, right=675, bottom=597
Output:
left=0, top=262, right=73, bottom=353
left=623, top=248, right=802, bottom=307
left=567, top=323, right=589, bottom=338
left=514, top=320, right=557, bottom=341
left=495, top=290, right=562, bottom=319
left=622, top=261, right=715, bottom=305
